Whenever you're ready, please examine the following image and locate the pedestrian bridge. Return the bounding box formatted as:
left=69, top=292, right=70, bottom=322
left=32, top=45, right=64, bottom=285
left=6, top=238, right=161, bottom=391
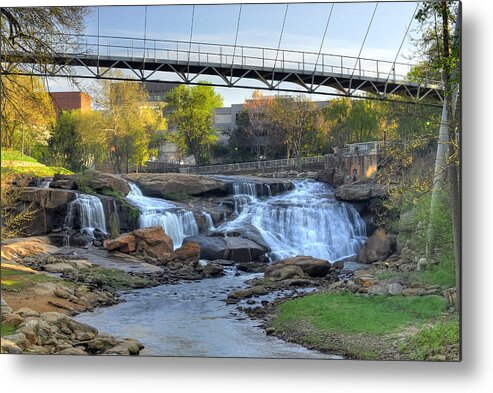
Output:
left=1, top=33, right=443, bottom=104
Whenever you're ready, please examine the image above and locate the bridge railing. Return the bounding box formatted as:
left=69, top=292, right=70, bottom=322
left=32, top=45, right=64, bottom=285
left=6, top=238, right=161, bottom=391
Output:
left=45, top=33, right=440, bottom=87
left=176, top=155, right=327, bottom=174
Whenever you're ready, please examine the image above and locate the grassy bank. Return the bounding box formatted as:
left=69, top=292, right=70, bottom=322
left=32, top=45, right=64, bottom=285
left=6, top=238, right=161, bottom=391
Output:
left=269, top=292, right=458, bottom=360
left=1, top=149, right=72, bottom=177
left=1, top=266, right=63, bottom=294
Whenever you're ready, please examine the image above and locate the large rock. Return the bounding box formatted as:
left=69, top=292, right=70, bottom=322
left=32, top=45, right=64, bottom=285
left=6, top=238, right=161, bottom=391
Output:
left=123, top=173, right=228, bottom=198
left=168, top=242, right=200, bottom=266
left=50, top=178, right=78, bottom=190
left=184, top=235, right=267, bottom=262
left=356, top=227, right=393, bottom=263
left=16, top=188, right=79, bottom=235
left=132, top=227, right=174, bottom=263
left=83, top=171, right=130, bottom=196
left=52, top=172, right=130, bottom=196
left=335, top=183, right=387, bottom=202
left=265, top=256, right=332, bottom=279
left=105, top=233, right=137, bottom=253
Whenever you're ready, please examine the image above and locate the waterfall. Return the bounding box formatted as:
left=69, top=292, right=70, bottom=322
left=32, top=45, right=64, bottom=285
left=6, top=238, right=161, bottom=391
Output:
left=64, top=194, right=107, bottom=237
left=219, top=179, right=366, bottom=262
left=126, top=183, right=198, bottom=249
left=231, top=180, right=259, bottom=215
left=39, top=179, right=51, bottom=188
left=201, top=212, right=215, bottom=234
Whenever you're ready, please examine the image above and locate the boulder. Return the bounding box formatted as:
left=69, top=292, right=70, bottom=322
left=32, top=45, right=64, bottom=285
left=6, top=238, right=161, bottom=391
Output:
left=69, top=232, right=93, bottom=247
left=184, top=236, right=227, bottom=260
left=16, top=188, right=78, bottom=235
left=52, top=172, right=130, bottom=196
left=105, top=233, right=137, bottom=253
left=57, top=347, right=88, bottom=355
left=87, top=335, right=117, bottom=353
left=184, top=235, right=267, bottom=262
left=123, top=173, right=228, bottom=198
left=237, top=262, right=268, bottom=273
left=203, top=263, right=224, bottom=277
left=3, top=333, right=30, bottom=350
left=132, top=227, right=174, bottom=263
left=224, top=237, right=267, bottom=262
left=1, top=313, right=25, bottom=327
left=353, top=275, right=377, bottom=288
left=1, top=339, right=23, bottom=354
left=50, top=178, right=78, bottom=190
left=266, top=265, right=306, bottom=281
left=15, top=308, right=40, bottom=318
left=335, top=182, right=387, bottom=202
left=368, top=284, right=389, bottom=296
left=81, top=171, right=130, bottom=196
left=168, top=242, right=200, bottom=266
left=357, top=228, right=393, bottom=263
left=387, top=282, right=403, bottom=296
left=265, top=256, right=332, bottom=280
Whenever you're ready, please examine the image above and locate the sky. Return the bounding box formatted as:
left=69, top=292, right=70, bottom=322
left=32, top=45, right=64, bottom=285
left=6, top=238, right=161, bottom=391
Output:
left=47, top=1, right=425, bottom=107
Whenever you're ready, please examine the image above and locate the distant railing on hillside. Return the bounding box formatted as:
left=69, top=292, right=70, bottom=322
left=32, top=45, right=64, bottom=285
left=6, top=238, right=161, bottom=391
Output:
left=146, top=141, right=387, bottom=174
left=178, top=156, right=327, bottom=174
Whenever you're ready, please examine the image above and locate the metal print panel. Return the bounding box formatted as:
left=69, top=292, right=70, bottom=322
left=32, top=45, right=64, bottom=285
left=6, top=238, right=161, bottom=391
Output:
left=0, top=0, right=461, bottom=361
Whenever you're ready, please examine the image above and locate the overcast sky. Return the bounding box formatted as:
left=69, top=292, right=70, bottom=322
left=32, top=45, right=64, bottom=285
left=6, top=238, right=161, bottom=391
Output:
left=48, top=1, right=424, bottom=107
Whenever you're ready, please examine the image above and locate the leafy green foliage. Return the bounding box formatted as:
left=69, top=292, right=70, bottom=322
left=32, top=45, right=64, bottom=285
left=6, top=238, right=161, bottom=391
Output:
left=165, top=83, right=223, bottom=166
left=47, top=111, right=86, bottom=172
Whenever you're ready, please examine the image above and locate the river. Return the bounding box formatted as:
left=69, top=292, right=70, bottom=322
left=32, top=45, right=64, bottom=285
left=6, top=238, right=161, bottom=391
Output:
left=74, top=178, right=365, bottom=358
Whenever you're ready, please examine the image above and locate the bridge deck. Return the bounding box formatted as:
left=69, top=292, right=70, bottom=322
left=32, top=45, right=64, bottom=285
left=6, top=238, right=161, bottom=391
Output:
left=1, top=34, right=443, bottom=104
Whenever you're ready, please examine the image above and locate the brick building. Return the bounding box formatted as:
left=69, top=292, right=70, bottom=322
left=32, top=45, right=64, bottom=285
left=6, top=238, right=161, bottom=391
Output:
left=50, top=92, right=92, bottom=115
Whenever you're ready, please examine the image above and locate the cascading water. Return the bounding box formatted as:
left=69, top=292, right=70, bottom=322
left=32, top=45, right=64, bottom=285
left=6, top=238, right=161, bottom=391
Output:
left=201, top=212, right=215, bottom=234
left=230, top=180, right=259, bottom=215
left=64, top=194, right=107, bottom=237
left=219, top=179, right=366, bottom=262
left=39, top=179, right=51, bottom=188
left=126, top=183, right=198, bottom=249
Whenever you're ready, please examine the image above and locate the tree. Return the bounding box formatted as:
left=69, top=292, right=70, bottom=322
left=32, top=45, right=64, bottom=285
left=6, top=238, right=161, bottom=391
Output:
left=1, top=7, right=87, bottom=151
left=1, top=74, right=55, bottom=152
left=165, top=84, right=223, bottom=167
left=92, top=78, right=165, bottom=173
left=266, top=95, right=322, bottom=162
left=243, top=90, right=272, bottom=160
left=1, top=7, right=88, bottom=75
left=415, top=1, right=460, bottom=308
left=1, top=7, right=87, bottom=240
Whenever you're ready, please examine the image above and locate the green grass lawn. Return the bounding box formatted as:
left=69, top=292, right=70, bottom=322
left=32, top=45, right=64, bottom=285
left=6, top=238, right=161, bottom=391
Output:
left=273, top=292, right=447, bottom=335
left=1, top=267, right=62, bottom=293
left=1, top=149, right=72, bottom=177
left=1, top=323, right=16, bottom=337
left=269, top=291, right=459, bottom=360
left=399, top=315, right=460, bottom=360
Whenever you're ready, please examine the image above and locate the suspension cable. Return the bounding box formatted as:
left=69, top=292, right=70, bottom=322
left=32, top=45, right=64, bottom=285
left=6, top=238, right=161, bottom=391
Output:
left=313, top=3, right=335, bottom=74
left=273, top=4, right=289, bottom=72
left=142, top=5, right=148, bottom=71
left=350, top=2, right=378, bottom=80
left=230, top=4, right=243, bottom=82
left=385, top=3, right=419, bottom=83
left=187, top=5, right=195, bottom=77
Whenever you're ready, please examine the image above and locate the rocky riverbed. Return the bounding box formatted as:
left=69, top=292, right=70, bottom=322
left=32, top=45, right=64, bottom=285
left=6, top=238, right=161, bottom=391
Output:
left=3, top=172, right=410, bottom=358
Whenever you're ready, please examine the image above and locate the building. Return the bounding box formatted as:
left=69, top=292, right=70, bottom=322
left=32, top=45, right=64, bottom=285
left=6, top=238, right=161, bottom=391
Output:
left=50, top=92, right=92, bottom=115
